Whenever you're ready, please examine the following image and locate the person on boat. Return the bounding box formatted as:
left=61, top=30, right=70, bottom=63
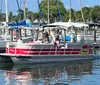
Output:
left=73, top=34, right=77, bottom=43
left=28, top=40, right=36, bottom=44
left=36, top=38, right=43, bottom=44
left=54, top=35, right=60, bottom=48
left=17, top=37, right=23, bottom=43
left=43, top=31, right=49, bottom=43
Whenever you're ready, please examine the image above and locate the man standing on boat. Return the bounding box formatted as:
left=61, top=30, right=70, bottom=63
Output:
left=54, top=34, right=60, bottom=48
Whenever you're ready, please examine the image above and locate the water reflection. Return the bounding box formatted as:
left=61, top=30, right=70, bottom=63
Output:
left=0, top=60, right=93, bottom=85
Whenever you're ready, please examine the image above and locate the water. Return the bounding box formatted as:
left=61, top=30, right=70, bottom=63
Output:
left=0, top=50, right=100, bottom=85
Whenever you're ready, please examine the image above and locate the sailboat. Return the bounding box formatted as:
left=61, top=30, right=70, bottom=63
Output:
left=0, top=0, right=36, bottom=53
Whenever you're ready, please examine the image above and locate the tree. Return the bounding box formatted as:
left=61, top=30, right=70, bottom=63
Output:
left=40, top=0, right=67, bottom=23
left=92, top=5, right=100, bottom=22
left=27, top=11, right=33, bottom=21
left=2, top=1, right=100, bottom=23
left=9, top=11, right=13, bottom=22
left=82, top=7, right=93, bottom=22
left=0, top=13, right=6, bottom=21
left=17, top=9, right=24, bottom=21
left=13, top=15, right=18, bottom=22
left=25, top=8, right=28, bottom=19
left=33, top=13, right=39, bottom=21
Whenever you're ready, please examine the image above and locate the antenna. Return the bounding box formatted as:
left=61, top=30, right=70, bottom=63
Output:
left=89, top=7, right=94, bottom=22
left=37, top=0, right=44, bottom=23
left=69, top=0, right=71, bottom=21
left=48, top=0, right=50, bottom=24
left=24, top=0, right=26, bottom=20
left=56, top=0, right=62, bottom=22
left=74, top=10, right=77, bottom=21
left=16, top=0, right=21, bottom=21
left=0, top=0, right=3, bottom=13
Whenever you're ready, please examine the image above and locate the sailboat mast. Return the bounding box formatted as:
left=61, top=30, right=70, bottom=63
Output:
left=0, top=0, right=3, bottom=13
left=48, top=0, right=50, bottom=24
left=78, top=0, right=85, bottom=22
left=5, top=0, right=8, bottom=23
left=69, top=0, right=71, bottom=21
left=24, top=0, right=26, bottom=20
left=56, top=0, right=62, bottom=22
left=37, top=0, right=44, bottom=23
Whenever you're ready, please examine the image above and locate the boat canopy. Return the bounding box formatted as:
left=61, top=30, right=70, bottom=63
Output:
left=48, top=22, right=72, bottom=28
left=88, top=23, right=100, bottom=27
left=67, top=21, right=89, bottom=28
left=8, top=19, right=31, bottom=27
left=48, top=21, right=89, bottom=29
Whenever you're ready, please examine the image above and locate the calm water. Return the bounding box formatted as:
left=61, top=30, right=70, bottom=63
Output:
left=0, top=50, right=100, bottom=85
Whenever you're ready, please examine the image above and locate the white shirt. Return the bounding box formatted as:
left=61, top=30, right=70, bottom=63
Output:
left=17, top=39, right=23, bottom=43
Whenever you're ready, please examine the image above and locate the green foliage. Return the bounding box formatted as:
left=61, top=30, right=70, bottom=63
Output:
left=9, top=11, right=13, bottom=22
left=27, top=11, right=33, bottom=21
left=17, top=9, right=24, bottom=21
left=1, top=1, right=100, bottom=23
left=0, top=13, right=6, bottom=22
left=40, top=0, right=67, bottom=22
left=92, top=5, right=100, bottom=22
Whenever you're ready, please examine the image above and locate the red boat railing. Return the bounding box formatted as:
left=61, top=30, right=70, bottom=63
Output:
left=6, top=42, right=93, bottom=55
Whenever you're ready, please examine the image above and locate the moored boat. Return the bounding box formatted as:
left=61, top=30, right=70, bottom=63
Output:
left=5, top=42, right=94, bottom=64
left=0, top=22, right=95, bottom=64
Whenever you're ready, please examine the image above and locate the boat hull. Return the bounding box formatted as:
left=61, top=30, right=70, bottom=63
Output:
left=0, top=47, right=6, bottom=53
left=10, top=54, right=94, bottom=64
left=4, top=42, right=94, bottom=64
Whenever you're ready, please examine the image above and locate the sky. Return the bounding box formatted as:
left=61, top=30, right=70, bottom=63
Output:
left=1, top=0, right=100, bottom=15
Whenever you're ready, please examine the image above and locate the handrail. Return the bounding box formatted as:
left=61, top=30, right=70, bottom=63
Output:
left=55, top=45, right=58, bottom=55
left=16, top=43, right=21, bottom=55
left=28, top=44, right=34, bottom=55
left=39, top=45, right=43, bottom=55
left=15, top=44, right=16, bottom=55
left=58, top=47, right=61, bottom=55
left=48, top=45, right=53, bottom=55
left=80, top=44, right=83, bottom=55
left=7, top=43, right=9, bottom=54
left=70, top=43, right=75, bottom=55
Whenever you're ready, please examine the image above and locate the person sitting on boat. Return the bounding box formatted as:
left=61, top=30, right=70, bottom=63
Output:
left=28, top=40, right=36, bottom=44
left=44, top=31, right=49, bottom=43
left=54, top=35, right=60, bottom=48
left=17, top=37, right=23, bottom=43
left=36, top=39, right=42, bottom=44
